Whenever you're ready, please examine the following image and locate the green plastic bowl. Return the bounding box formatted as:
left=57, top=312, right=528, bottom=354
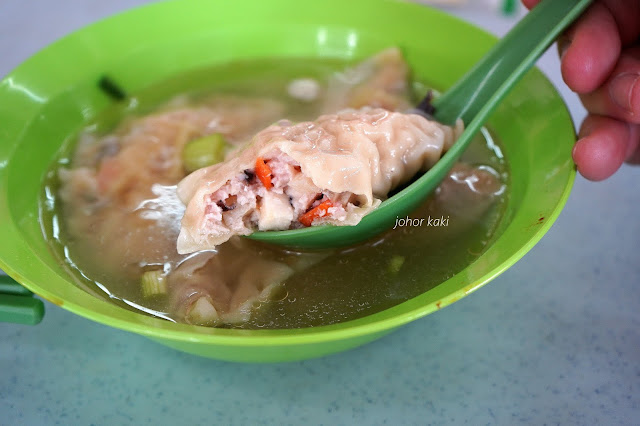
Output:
left=0, top=0, right=575, bottom=362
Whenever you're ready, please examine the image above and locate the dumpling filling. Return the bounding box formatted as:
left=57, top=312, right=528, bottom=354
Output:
left=177, top=108, right=463, bottom=253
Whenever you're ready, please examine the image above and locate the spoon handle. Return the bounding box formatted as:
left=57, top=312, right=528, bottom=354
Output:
left=432, top=0, right=593, bottom=125
left=0, top=274, right=45, bottom=325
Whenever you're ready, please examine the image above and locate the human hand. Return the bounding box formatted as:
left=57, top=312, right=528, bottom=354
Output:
left=523, top=0, right=640, bottom=180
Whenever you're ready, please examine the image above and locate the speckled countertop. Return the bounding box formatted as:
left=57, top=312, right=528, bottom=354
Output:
left=1, top=1, right=639, bottom=425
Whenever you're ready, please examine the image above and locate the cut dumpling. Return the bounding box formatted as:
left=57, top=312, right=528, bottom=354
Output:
left=176, top=107, right=463, bottom=254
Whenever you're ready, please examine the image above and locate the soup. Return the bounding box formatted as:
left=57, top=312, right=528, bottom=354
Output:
left=41, top=49, right=508, bottom=329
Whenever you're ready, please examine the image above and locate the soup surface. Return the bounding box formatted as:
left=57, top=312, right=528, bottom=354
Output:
left=41, top=50, right=508, bottom=329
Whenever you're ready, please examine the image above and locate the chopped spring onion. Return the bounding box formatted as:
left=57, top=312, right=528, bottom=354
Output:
left=182, top=133, right=227, bottom=173
left=388, top=255, right=405, bottom=274
left=186, top=297, right=219, bottom=326
left=141, top=270, right=167, bottom=297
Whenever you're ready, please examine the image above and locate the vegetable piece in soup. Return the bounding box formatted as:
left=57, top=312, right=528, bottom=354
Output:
left=176, top=108, right=463, bottom=253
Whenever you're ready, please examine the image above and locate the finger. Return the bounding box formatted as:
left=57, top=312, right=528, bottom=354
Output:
left=573, top=115, right=639, bottom=181
left=580, top=47, right=640, bottom=124
left=624, top=124, right=640, bottom=164
left=626, top=148, right=640, bottom=164
left=525, top=1, right=640, bottom=45
left=601, top=0, right=640, bottom=45
left=560, top=2, right=621, bottom=93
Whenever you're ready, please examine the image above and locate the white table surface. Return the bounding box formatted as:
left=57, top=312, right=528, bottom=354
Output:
left=1, top=1, right=639, bottom=425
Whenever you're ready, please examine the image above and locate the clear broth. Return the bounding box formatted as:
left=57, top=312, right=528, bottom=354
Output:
left=41, top=57, right=509, bottom=329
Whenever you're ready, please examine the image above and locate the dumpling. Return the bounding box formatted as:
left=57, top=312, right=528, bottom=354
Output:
left=324, top=47, right=411, bottom=112
left=58, top=96, right=287, bottom=276
left=168, top=240, right=329, bottom=326
left=176, top=107, right=463, bottom=254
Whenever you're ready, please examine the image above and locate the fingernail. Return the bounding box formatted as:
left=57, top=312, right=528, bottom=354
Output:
left=609, top=73, right=640, bottom=114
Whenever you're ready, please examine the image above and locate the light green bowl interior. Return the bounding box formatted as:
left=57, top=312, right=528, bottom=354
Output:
left=0, top=0, right=575, bottom=362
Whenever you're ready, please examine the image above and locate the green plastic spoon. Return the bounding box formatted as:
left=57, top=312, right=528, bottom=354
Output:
left=248, top=0, right=592, bottom=249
